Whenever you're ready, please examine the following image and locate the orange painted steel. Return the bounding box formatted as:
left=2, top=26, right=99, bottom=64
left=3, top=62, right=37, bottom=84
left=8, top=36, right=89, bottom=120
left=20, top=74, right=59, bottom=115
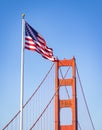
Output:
left=55, top=57, right=77, bottom=130
left=55, top=60, right=60, bottom=130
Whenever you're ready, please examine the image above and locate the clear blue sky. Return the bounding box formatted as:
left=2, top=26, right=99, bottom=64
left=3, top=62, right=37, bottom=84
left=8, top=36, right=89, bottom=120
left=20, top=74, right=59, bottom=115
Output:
left=0, top=0, right=102, bottom=129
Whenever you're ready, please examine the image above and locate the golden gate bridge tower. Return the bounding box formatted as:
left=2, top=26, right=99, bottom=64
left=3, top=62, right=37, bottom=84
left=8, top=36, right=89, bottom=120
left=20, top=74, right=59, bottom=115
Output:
left=55, top=57, right=77, bottom=130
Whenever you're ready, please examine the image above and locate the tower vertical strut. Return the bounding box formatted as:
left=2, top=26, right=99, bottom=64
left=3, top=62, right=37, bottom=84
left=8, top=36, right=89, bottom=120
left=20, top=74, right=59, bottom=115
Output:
left=55, top=57, right=77, bottom=130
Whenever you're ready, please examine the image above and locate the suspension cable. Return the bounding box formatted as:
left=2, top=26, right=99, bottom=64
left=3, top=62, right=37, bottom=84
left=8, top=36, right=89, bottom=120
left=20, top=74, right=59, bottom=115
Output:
left=30, top=87, right=56, bottom=130
left=76, top=64, right=95, bottom=130
left=77, top=121, right=82, bottom=130
left=2, top=63, right=55, bottom=130
left=23, top=62, right=55, bottom=108
left=2, top=111, right=20, bottom=130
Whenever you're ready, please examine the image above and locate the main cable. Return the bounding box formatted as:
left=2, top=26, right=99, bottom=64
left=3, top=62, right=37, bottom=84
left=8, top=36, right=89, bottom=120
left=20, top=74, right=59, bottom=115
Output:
left=76, top=64, right=95, bottom=130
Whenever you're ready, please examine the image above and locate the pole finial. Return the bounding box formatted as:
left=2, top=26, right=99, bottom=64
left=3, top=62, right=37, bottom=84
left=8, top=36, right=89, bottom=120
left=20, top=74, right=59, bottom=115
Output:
left=22, top=13, right=25, bottom=19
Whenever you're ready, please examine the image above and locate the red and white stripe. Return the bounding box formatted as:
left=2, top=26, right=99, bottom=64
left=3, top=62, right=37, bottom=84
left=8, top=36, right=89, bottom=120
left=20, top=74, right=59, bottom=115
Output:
left=25, top=36, right=55, bottom=61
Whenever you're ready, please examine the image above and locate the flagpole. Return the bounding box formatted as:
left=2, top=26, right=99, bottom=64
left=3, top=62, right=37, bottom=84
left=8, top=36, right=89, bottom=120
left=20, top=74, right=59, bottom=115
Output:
left=20, top=13, right=25, bottom=130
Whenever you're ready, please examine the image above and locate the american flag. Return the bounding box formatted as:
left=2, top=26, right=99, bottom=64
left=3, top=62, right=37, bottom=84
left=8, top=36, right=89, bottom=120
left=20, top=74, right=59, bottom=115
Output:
left=25, top=21, right=56, bottom=62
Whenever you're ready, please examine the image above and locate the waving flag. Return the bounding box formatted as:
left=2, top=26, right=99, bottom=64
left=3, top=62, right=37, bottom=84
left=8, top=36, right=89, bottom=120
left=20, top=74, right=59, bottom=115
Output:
left=25, top=21, right=56, bottom=61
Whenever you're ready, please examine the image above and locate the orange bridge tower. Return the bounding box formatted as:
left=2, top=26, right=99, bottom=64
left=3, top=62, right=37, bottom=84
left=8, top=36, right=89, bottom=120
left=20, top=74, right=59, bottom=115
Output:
left=55, top=57, right=77, bottom=130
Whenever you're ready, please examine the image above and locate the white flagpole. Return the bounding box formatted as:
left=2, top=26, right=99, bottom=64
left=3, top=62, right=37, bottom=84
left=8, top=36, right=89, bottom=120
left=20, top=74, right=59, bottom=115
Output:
left=20, top=13, right=25, bottom=130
